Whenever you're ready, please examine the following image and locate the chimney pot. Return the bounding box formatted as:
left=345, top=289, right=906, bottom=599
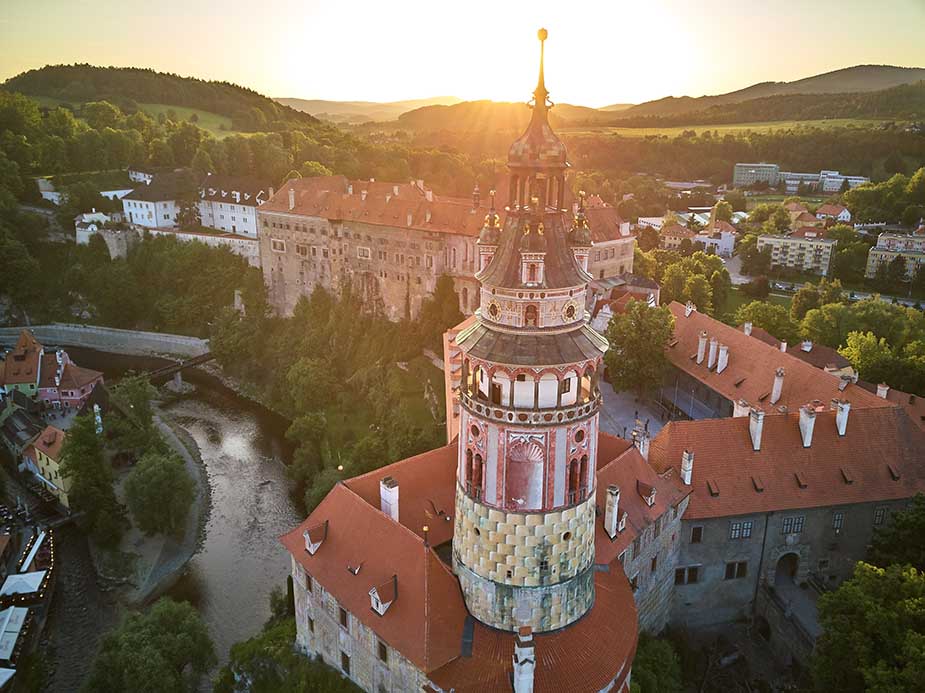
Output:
left=799, top=404, right=816, bottom=447
left=749, top=407, right=765, bottom=451
left=697, top=331, right=708, bottom=364
left=708, top=338, right=719, bottom=369
left=835, top=399, right=851, bottom=436
left=513, top=627, right=536, bottom=693
left=685, top=301, right=695, bottom=317
left=780, top=340, right=788, bottom=353
left=361, top=189, right=367, bottom=201
left=288, top=187, right=295, bottom=211
left=771, top=367, right=785, bottom=405
left=379, top=476, right=399, bottom=522
left=604, top=485, right=621, bottom=539
left=681, top=449, right=694, bottom=485
left=717, top=344, right=729, bottom=373
left=877, top=383, right=890, bottom=399
left=743, top=322, right=753, bottom=336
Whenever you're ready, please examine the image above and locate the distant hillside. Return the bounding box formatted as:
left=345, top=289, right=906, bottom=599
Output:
left=611, top=81, right=925, bottom=128
left=396, top=99, right=618, bottom=132
left=600, top=103, right=633, bottom=112
left=276, top=96, right=462, bottom=123
left=4, top=64, right=322, bottom=132
left=615, top=65, right=925, bottom=119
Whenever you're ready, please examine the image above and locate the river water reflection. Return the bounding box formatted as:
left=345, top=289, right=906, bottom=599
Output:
left=162, top=387, right=301, bottom=662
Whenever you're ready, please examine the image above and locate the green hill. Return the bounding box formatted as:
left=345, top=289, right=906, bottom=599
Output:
left=276, top=96, right=462, bottom=123
left=4, top=64, right=322, bottom=132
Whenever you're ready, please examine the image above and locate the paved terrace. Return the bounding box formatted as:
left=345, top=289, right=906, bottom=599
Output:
left=0, top=324, right=209, bottom=359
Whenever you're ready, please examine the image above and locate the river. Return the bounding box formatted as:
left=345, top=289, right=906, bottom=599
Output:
left=62, top=349, right=302, bottom=664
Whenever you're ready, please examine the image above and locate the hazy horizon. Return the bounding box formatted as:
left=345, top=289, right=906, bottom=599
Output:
left=2, top=0, right=925, bottom=107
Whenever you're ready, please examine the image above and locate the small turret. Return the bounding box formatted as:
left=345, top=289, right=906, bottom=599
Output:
left=569, top=190, right=592, bottom=247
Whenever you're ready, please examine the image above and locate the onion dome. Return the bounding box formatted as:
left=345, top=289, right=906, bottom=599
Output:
left=569, top=191, right=592, bottom=246
left=507, top=28, right=568, bottom=171
left=478, top=189, right=502, bottom=245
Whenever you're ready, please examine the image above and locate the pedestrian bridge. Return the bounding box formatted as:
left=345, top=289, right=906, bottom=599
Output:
left=0, top=323, right=210, bottom=359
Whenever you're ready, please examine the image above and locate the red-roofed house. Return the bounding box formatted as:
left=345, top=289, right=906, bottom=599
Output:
left=815, top=203, right=851, bottom=223
left=658, top=224, right=695, bottom=251
left=22, top=426, right=71, bottom=507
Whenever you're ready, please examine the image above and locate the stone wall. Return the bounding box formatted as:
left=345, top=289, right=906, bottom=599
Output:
left=0, top=324, right=209, bottom=359
left=291, top=557, right=427, bottom=693
left=452, top=489, right=596, bottom=631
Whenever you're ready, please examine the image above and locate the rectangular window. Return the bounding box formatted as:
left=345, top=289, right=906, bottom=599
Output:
left=690, top=526, right=703, bottom=544
left=650, top=555, right=658, bottom=573
left=357, top=247, right=371, bottom=260
left=339, top=607, right=348, bottom=630
left=305, top=573, right=313, bottom=593
left=629, top=574, right=638, bottom=592
left=874, top=507, right=886, bottom=525
left=308, top=617, right=314, bottom=633
left=377, top=640, right=388, bottom=663
left=296, top=244, right=308, bottom=257
left=782, top=515, right=805, bottom=535
left=833, top=511, right=844, bottom=531
left=675, top=566, right=700, bottom=585
left=742, top=520, right=753, bottom=539
left=730, top=522, right=741, bottom=540
left=724, top=561, right=748, bottom=580
left=341, top=652, right=350, bottom=675
left=322, top=248, right=329, bottom=259
left=271, top=239, right=286, bottom=253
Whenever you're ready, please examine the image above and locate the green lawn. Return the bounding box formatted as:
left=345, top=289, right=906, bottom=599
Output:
left=746, top=193, right=826, bottom=209
left=560, top=118, right=893, bottom=139
left=50, top=169, right=132, bottom=189
left=721, top=287, right=792, bottom=324
left=136, top=103, right=239, bottom=138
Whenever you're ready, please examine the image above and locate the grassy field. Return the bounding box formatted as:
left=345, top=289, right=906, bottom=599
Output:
left=559, top=118, right=892, bottom=138
left=50, top=169, right=132, bottom=189
left=722, top=287, right=792, bottom=323
left=136, top=103, right=237, bottom=137
left=745, top=193, right=826, bottom=209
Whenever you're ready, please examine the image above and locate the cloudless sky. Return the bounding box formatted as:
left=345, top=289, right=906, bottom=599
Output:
left=2, top=0, right=924, bottom=106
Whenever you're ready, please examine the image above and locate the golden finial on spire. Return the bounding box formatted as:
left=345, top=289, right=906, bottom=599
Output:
left=533, top=28, right=549, bottom=110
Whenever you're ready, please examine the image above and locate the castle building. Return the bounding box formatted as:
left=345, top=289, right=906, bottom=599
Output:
left=280, top=30, right=681, bottom=692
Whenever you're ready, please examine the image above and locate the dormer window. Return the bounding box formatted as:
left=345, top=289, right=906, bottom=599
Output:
left=303, top=520, right=328, bottom=555
left=369, top=575, right=398, bottom=616
left=618, top=511, right=627, bottom=533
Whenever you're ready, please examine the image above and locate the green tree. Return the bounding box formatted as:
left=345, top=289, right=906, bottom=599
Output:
left=603, top=300, right=675, bottom=395
left=801, top=302, right=856, bottom=347
left=190, top=147, right=215, bottom=174
left=300, top=160, right=333, bottom=178
left=286, top=357, right=336, bottom=414
left=683, top=274, right=713, bottom=315
left=712, top=199, right=733, bottom=222
left=791, top=283, right=821, bottom=321
left=630, top=634, right=683, bottom=693
left=812, top=563, right=925, bottom=693
left=124, top=451, right=196, bottom=536
left=84, top=598, right=215, bottom=693
left=82, top=100, right=122, bottom=130
left=637, top=226, right=659, bottom=252
left=868, top=494, right=925, bottom=571
left=734, top=301, right=799, bottom=345
left=415, top=273, right=464, bottom=350
left=660, top=264, right=687, bottom=305
left=838, top=331, right=896, bottom=383
left=58, top=415, right=127, bottom=546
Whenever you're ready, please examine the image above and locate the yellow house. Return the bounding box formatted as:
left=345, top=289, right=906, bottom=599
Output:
left=24, top=426, right=71, bottom=508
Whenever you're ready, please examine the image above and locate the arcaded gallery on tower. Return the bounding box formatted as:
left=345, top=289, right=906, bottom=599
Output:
left=281, top=30, right=689, bottom=692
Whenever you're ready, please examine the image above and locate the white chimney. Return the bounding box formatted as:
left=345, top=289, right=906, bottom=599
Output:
left=697, top=331, right=708, bottom=364
left=877, top=383, right=890, bottom=399
left=780, top=341, right=788, bottom=353
left=717, top=344, right=729, bottom=374
left=288, top=187, right=295, bottom=211
left=743, top=322, right=753, bottom=336
left=361, top=189, right=367, bottom=201
left=406, top=212, right=413, bottom=226
left=799, top=404, right=816, bottom=448
left=425, top=190, right=433, bottom=202
left=347, top=184, right=353, bottom=195
left=513, top=628, right=536, bottom=693
left=833, top=399, right=850, bottom=436
left=684, top=301, right=695, bottom=317
left=801, top=340, right=813, bottom=352
left=604, top=485, right=621, bottom=539
left=749, top=407, right=765, bottom=451
left=425, top=210, right=432, bottom=223
left=770, top=367, right=785, bottom=405
left=708, top=338, right=718, bottom=369
left=681, top=449, right=694, bottom=485
left=392, top=184, right=400, bottom=196
left=733, top=399, right=750, bottom=417
left=380, top=476, right=399, bottom=521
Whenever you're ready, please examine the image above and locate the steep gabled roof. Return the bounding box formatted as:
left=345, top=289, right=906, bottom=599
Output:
left=29, top=425, right=65, bottom=461
left=649, top=407, right=925, bottom=520
left=1, top=330, right=42, bottom=387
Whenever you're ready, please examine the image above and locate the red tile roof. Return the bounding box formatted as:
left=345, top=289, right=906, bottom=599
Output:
left=790, top=226, right=828, bottom=238
left=794, top=211, right=819, bottom=224
left=427, top=562, right=637, bottom=693
left=279, top=481, right=468, bottom=672
left=667, top=302, right=889, bottom=413
left=816, top=204, right=847, bottom=217
left=649, top=407, right=925, bottom=520
left=38, top=354, right=103, bottom=392
left=1, top=330, right=42, bottom=386
left=29, top=425, right=65, bottom=461
left=260, top=176, right=623, bottom=242
left=709, top=220, right=738, bottom=234
left=660, top=223, right=695, bottom=239
left=784, top=202, right=809, bottom=213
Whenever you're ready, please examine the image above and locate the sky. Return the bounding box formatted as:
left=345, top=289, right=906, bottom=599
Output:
left=2, top=0, right=925, bottom=107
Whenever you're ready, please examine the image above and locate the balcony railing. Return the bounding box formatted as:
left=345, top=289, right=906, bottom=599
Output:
left=460, top=390, right=601, bottom=425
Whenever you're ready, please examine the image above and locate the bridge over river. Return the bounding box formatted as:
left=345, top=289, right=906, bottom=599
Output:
left=0, top=323, right=210, bottom=359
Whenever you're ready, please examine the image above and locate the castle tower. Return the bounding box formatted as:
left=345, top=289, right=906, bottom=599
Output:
left=452, top=28, right=607, bottom=633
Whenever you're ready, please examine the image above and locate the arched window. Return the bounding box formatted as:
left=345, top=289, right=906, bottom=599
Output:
left=465, top=449, right=473, bottom=491
left=581, top=368, right=594, bottom=403
left=579, top=455, right=589, bottom=501
left=525, top=304, right=538, bottom=327
left=528, top=264, right=537, bottom=283
left=568, top=459, right=580, bottom=505
left=472, top=454, right=484, bottom=499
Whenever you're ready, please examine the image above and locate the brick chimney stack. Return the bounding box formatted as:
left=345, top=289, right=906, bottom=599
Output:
left=379, top=476, right=399, bottom=522
left=749, top=407, right=765, bottom=451
left=697, top=331, right=708, bottom=364
left=799, top=404, right=816, bottom=448
left=717, top=344, right=729, bottom=374
left=513, top=627, right=536, bottom=693
left=770, top=367, right=785, bottom=405
left=604, top=485, right=621, bottom=539
left=680, top=449, right=694, bottom=485
left=707, top=338, right=718, bottom=369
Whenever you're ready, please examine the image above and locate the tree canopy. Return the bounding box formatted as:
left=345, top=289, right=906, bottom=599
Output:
left=124, top=451, right=196, bottom=536
left=604, top=300, right=675, bottom=395
left=868, top=494, right=925, bottom=572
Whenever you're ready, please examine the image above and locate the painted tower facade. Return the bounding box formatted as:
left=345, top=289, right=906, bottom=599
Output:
left=452, top=29, right=607, bottom=633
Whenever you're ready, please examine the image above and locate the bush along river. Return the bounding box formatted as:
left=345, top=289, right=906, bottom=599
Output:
left=60, top=349, right=302, bottom=665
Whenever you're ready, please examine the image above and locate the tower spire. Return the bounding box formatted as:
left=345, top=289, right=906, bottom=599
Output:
left=533, top=28, right=550, bottom=117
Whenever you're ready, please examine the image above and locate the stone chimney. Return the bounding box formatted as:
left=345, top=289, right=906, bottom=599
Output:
left=770, top=367, right=785, bottom=405
left=780, top=341, right=788, bottom=353
left=604, top=485, right=621, bottom=539
left=833, top=399, right=850, bottom=436
left=513, top=627, right=536, bottom=693
left=799, top=404, right=816, bottom=448
left=749, top=407, right=765, bottom=451
left=632, top=425, right=650, bottom=460
left=379, top=476, right=399, bottom=522
left=681, top=449, right=694, bottom=485
left=361, top=189, right=368, bottom=201
left=697, top=331, right=708, bottom=364
left=288, top=187, right=295, bottom=211
left=406, top=212, right=413, bottom=226
left=393, top=184, right=400, bottom=197
left=877, top=383, right=890, bottom=399
left=708, top=338, right=718, bottom=369
left=717, top=344, right=729, bottom=374
left=743, top=322, right=753, bottom=336
left=425, top=189, right=433, bottom=202
left=425, top=210, right=432, bottom=223
left=733, top=399, right=750, bottom=418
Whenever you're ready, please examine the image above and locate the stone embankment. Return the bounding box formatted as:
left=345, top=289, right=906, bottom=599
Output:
left=0, top=323, right=209, bottom=359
